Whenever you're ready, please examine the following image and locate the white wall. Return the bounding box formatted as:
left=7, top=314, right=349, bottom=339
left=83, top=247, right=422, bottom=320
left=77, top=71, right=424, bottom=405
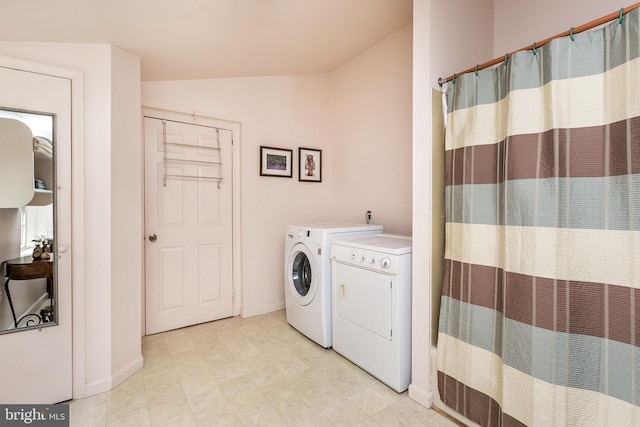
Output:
left=0, top=42, right=143, bottom=397
left=329, top=25, right=413, bottom=235
left=142, top=75, right=334, bottom=317
left=142, top=26, right=413, bottom=317
left=110, top=47, right=143, bottom=383
left=409, top=0, right=494, bottom=411
left=493, top=0, right=619, bottom=56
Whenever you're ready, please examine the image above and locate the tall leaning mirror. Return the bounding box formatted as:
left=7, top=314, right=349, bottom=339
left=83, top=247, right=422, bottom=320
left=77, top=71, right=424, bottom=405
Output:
left=0, top=109, right=56, bottom=333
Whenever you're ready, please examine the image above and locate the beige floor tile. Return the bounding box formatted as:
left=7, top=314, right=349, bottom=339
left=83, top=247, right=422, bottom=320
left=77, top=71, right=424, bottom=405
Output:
left=70, top=311, right=462, bottom=427
left=322, top=399, right=369, bottom=427
left=227, top=389, right=271, bottom=420
left=69, top=407, right=107, bottom=427
left=147, top=401, right=194, bottom=426
left=68, top=393, right=107, bottom=415
left=289, top=368, right=330, bottom=391
left=225, top=338, right=262, bottom=360
left=145, top=381, right=188, bottom=409
left=203, top=347, right=237, bottom=367
left=349, top=385, right=395, bottom=416
left=274, top=394, right=319, bottom=425
left=330, top=370, right=375, bottom=396
left=355, top=418, right=383, bottom=427
left=272, top=354, right=311, bottom=376
left=108, top=373, right=146, bottom=400
left=238, top=354, right=274, bottom=373
left=209, top=360, right=246, bottom=383
left=247, top=364, right=287, bottom=387
left=105, top=390, right=149, bottom=423
left=192, top=398, right=241, bottom=427
left=371, top=402, right=426, bottom=427
left=106, top=409, right=151, bottom=426
left=186, top=388, right=226, bottom=415
left=141, top=356, right=175, bottom=379
left=300, top=382, right=344, bottom=411
left=293, top=411, right=335, bottom=427
left=258, top=378, right=303, bottom=406
left=180, top=372, right=220, bottom=395
left=240, top=406, right=288, bottom=427
left=218, top=374, right=259, bottom=399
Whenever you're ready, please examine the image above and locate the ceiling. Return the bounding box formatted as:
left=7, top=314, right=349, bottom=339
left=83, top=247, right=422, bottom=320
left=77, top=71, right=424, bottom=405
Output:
left=0, top=0, right=413, bottom=82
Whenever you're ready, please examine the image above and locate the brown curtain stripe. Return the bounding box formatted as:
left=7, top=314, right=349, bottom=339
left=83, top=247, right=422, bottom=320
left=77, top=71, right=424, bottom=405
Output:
left=441, top=260, right=640, bottom=347
left=445, top=116, right=640, bottom=186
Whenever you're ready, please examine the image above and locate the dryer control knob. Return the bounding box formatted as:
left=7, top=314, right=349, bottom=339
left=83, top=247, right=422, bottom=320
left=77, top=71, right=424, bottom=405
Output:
left=351, top=251, right=358, bottom=260
left=360, top=254, right=367, bottom=262
left=380, top=257, right=391, bottom=269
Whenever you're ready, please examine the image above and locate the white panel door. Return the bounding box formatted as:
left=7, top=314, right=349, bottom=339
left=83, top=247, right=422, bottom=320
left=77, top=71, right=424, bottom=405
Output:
left=0, top=66, right=72, bottom=403
left=144, top=116, right=233, bottom=334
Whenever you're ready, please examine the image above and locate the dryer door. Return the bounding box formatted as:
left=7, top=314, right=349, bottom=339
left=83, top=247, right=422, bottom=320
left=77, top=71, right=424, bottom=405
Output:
left=286, top=243, right=318, bottom=306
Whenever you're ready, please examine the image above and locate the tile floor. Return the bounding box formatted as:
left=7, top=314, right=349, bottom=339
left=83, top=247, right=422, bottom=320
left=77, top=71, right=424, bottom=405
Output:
left=68, top=310, right=461, bottom=426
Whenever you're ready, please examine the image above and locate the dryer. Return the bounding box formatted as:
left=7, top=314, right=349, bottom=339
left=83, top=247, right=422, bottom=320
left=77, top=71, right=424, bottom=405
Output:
left=284, top=223, right=383, bottom=348
left=331, top=234, right=412, bottom=392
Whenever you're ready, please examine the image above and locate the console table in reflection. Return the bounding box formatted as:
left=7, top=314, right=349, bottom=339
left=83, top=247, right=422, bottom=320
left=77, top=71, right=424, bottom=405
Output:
left=2, top=256, right=53, bottom=328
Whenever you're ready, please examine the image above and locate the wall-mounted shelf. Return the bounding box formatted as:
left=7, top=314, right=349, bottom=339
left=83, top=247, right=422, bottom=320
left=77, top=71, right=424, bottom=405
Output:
left=29, top=137, right=53, bottom=206
left=162, top=122, right=223, bottom=188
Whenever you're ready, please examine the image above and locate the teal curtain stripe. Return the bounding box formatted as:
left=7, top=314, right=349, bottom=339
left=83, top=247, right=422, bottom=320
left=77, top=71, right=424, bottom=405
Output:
left=447, top=8, right=640, bottom=113
left=504, top=322, right=640, bottom=407
left=445, top=175, right=640, bottom=231
left=438, top=295, right=503, bottom=355
left=439, top=296, right=640, bottom=406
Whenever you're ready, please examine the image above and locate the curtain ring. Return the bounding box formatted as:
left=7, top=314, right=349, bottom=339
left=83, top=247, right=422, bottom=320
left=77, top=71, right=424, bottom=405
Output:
left=569, top=27, right=575, bottom=41
left=619, top=8, right=624, bottom=24
left=532, top=42, right=537, bottom=55
left=474, top=65, right=479, bottom=76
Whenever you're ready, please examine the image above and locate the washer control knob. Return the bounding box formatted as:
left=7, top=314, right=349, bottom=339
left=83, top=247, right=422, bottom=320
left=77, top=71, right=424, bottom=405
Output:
left=360, top=254, right=367, bottom=262
left=370, top=258, right=376, bottom=265
left=380, top=257, right=391, bottom=269
left=351, top=251, right=358, bottom=260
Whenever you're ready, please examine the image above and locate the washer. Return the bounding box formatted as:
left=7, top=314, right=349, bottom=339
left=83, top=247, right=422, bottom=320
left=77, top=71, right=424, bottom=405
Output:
left=284, top=223, right=383, bottom=348
left=330, top=234, right=412, bottom=392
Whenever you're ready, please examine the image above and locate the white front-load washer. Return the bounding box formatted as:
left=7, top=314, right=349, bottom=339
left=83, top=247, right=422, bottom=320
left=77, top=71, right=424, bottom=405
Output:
left=284, top=223, right=383, bottom=348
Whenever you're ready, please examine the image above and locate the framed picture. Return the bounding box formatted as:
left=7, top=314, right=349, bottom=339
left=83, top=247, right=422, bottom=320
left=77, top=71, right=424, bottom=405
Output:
left=299, top=147, right=322, bottom=182
left=260, top=146, right=293, bottom=177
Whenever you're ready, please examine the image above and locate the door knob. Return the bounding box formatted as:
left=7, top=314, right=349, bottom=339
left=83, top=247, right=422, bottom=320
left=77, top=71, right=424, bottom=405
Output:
left=148, top=234, right=158, bottom=242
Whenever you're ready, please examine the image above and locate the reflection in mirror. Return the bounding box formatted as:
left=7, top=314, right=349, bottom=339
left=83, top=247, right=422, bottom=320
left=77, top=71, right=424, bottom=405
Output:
left=0, top=108, right=56, bottom=333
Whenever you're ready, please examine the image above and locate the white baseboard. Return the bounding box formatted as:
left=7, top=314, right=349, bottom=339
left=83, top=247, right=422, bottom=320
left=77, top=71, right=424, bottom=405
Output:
left=240, top=302, right=285, bottom=318
left=83, top=355, right=144, bottom=398
left=408, top=383, right=433, bottom=408
left=84, top=377, right=112, bottom=397
left=111, top=355, right=144, bottom=389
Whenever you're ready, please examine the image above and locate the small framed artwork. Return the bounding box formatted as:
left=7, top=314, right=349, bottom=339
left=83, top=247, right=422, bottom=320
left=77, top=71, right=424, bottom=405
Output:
left=260, top=146, right=293, bottom=177
left=299, top=147, right=322, bottom=182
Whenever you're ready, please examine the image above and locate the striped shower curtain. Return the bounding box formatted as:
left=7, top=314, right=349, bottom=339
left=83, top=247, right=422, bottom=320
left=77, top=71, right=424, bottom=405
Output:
left=437, top=8, right=640, bottom=427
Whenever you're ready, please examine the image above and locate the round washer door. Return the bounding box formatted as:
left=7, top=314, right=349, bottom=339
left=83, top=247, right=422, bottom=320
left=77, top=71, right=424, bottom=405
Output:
left=286, top=243, right=318, bottom=306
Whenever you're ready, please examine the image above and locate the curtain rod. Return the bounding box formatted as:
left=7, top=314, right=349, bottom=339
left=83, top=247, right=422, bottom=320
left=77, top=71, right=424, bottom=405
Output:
left=438, top=2, right=640, bottom=86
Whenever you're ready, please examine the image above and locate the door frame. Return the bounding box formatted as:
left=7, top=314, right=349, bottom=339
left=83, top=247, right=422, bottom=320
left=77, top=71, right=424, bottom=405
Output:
left=0, top=55, right=86, bottom=399
left=141, top=106, right=242, bottom=335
